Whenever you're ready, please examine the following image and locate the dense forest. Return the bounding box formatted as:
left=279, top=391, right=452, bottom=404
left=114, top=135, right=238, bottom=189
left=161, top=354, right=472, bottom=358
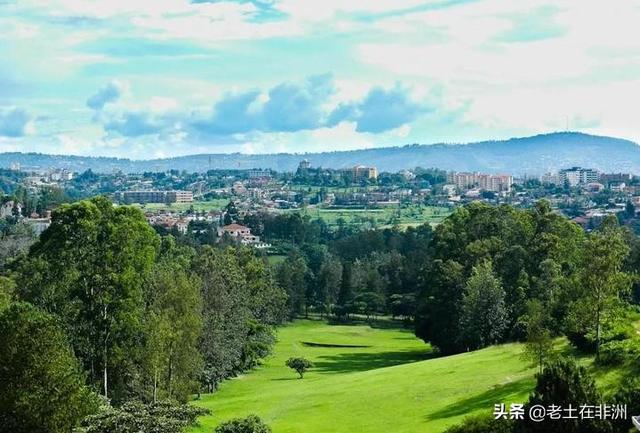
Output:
left=2, top=198, right=640, bottom=432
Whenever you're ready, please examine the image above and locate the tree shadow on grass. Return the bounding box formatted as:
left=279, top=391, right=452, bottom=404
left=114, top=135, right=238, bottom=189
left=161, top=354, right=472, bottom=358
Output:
left=312, top=349, right=436, bottom=374
left=426, top=377, right=534, bottom=421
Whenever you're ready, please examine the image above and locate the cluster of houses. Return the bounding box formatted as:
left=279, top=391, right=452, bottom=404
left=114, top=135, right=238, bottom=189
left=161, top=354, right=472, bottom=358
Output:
left=0, top=200, right=52, bottom=235
left=142, top=209, right=270, bottom=249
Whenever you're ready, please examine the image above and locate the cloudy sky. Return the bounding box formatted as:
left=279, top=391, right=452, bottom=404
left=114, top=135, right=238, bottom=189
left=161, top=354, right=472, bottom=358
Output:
left=1, top=0, right=639, bottom=158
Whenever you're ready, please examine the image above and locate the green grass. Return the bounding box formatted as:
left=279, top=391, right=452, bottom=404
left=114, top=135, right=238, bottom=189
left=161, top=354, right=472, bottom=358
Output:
left=190, top=320, right=537, bottom=433
left=289, top=205, right=450, bottom=230
left=135, top=199, right=229, bottom=213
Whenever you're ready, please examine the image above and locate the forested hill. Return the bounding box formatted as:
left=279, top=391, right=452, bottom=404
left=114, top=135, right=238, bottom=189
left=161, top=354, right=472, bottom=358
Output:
left=2, top=132, right=639, bottom=175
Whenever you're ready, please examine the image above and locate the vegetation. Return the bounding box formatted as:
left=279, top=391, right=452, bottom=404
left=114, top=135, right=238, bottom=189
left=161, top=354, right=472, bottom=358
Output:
left=0, top=196, right=288, bottom=431
left=4, top=194, right=640, bottom=432
left=285, top=357, right=314, bottom=379
left=0, top=302, right=98, bottom=433
left=214, top=415, right=271, bottom=433
left=79, top=400, right=210, bottom=433
left=190, top=320, right=535, bottom=433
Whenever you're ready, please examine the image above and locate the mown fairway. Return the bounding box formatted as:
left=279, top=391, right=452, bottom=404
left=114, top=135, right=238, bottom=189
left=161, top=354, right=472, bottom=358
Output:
left=190, top=320, right=536, bottom=433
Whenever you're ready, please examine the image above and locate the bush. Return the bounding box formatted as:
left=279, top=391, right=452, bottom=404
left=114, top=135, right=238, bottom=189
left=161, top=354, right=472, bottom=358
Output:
left=597, top=339, right=640, bottom=366
left=612, top=378, right=640, bottom=433
left=519, top=358, right=611, bottom=433
left=285, top=357, right=314, bottom=379
left=215, top=415, right=271, bottom=433
left=79, top=400, right=210, bottom=433
left=567, top=318, right=635, bottom=354
left=444, top=415, right=513, bottom=433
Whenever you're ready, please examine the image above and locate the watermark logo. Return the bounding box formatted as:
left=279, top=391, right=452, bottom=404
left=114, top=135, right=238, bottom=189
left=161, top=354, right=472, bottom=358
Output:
left=493, top=403, right=627, bottom=422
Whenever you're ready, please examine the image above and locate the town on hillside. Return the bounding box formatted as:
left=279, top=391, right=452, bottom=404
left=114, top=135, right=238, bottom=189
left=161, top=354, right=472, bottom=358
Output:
left=2, top=161, right=640, bottom=248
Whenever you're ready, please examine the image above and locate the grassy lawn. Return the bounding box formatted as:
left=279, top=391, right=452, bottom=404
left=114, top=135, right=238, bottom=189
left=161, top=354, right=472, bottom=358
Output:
left=291, top=205, right=450, bottom=230
left=190, top=320, right=537, bottom=433
left=134, top=199, right=230, bottom=213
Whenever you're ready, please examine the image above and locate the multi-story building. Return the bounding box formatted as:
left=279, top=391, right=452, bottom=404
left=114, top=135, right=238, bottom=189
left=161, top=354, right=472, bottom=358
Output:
left=116, top=190, right=193, bottom=204
left=558, top=167, right=599, bottom=186
left=448, top=172, right=513, bottom=192
left=342, top=165, right=379, bottom=182
left=600, top=173, right=633, bottom=185
left=165, top=190, right=194, bottom=203
left=248, top=169, right=272, bottom=179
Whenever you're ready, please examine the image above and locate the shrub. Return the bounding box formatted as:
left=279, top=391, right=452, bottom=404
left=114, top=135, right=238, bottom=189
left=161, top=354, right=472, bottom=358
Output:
left=520, top=358, right=611, bottom=433
left=597, top=339, right=640, bottom=366
left=79, top=400, right=210, bottom=433
left=444, top=415, right=514, bottom=433
left=215, top=415, right=271, bottom=433
left=612, top=378, right=640, bottom=433
left=285, top=357, right=314, bottom=379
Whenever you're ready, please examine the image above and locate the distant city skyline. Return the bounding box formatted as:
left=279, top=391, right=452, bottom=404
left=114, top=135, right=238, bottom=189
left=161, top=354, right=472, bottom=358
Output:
left=1, top=1, right=639, bottom=158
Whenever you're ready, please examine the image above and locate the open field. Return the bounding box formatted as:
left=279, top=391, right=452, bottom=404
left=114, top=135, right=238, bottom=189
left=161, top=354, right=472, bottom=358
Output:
left=133, top=199, right=230, bottom=213
left=293, top=204, right=450, bottom=229
left=190, top=320, right=537, bottom=433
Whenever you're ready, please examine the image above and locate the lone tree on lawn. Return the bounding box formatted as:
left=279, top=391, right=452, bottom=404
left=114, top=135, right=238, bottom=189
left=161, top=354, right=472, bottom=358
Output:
left=285, top=357, right=313, bottom=379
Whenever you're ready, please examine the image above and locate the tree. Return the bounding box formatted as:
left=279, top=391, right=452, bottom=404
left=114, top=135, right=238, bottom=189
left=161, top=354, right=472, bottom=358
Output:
left=0, top=302, right=98, bottom=433
left=0, top=275, right=15, bottom=311
left=285, top=357, right=313, bottom=379
left=223, top=201, right=239, bottom=225
left=315, top=253, right=343, bottom=316
left=459, top=260, right=508, bottom=350
left=415, top=259, right=466, bottom=354
left=566, top=217, right=631, bottom=357
left=276, top=252, right=310, bottom=317
left=195, top=247, right=251, bottom=392
left=144, top=257, right=203, bottom=403
left=80, top=400, right=209, bottom=433
left=521, top=300, right=554, bottom=374
left=519, top=358, right=611, bottom=433
left=215, top=415, right=271, bottom=433
left=16, top=197, right=159, bottom=401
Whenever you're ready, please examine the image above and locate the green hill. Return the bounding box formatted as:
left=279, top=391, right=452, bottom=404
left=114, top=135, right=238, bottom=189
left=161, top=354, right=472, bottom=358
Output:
left=190, top=320, right=539, bottom=433
left=4, top=132, right=640, bottom=175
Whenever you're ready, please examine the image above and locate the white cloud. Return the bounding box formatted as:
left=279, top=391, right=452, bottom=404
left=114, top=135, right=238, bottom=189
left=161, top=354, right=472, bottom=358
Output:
left=5, top=0, right=640, bottom=155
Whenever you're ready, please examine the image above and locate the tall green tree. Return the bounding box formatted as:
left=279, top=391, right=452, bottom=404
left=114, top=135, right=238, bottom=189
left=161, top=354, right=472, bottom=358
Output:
left=315, top=253, right=342, bottom=316
left=459, top=260, right=508, bottom=350
left=0, top=302, right=98, bottom=433
left=195, top=246, right=251, bottom=391
left=16, top=197, right=159, bottom=400
left=144, top=258, right=203, bottom=403
left=521, top=299, right=554, bottom=374
left=566, top=216, right=631, bottom=357
left=276, top=251, right=310, bottom=317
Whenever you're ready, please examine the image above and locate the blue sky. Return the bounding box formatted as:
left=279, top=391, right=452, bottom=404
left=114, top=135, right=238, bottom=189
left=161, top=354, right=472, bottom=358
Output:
left=1, top=0, right=639, bottom=158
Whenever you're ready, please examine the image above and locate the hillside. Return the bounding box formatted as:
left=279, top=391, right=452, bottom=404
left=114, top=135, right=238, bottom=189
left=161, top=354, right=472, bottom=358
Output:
left=190, top=320, right=537, bottom=433
left=2, top=132, right=639, bottom=175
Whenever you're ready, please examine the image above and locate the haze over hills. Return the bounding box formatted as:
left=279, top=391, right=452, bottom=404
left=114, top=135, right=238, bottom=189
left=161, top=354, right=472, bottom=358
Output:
left=2, top=132, right=639, bottom=175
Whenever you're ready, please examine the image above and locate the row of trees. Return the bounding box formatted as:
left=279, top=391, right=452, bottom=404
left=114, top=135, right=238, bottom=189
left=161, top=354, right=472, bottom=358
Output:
left=253, top=201, right=636, bottom=366
left=0, top=196, right=288, bottom=431
left=274, top=223, right=433, bottom=320
left=415, top=201, right=634, bottom=357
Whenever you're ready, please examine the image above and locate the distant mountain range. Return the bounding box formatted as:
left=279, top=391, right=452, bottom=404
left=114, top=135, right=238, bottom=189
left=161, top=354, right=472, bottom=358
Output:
left=2, top=132, right=639, bottom=175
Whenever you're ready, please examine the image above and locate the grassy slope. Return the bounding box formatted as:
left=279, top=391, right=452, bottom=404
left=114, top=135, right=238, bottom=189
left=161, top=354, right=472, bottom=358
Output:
left=191, top=320, right=537, bottom=433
